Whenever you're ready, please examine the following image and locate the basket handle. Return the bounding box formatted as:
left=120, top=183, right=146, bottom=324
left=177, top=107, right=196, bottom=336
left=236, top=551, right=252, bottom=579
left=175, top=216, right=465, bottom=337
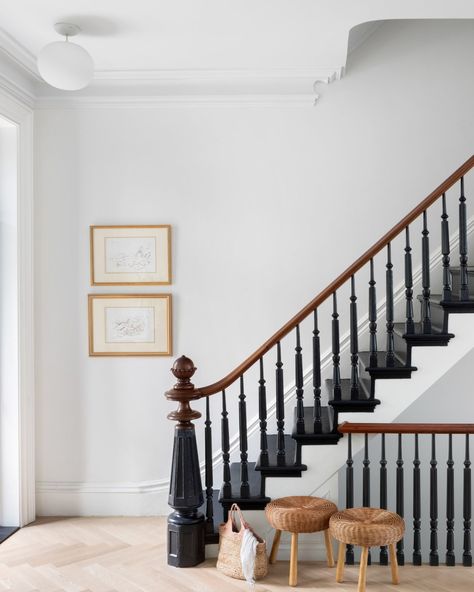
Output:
left=223, top=503, right=249, bottom=533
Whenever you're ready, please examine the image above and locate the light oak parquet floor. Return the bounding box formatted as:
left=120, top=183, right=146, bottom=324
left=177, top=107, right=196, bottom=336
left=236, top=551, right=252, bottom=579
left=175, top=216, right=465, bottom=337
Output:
left=0, top=516, right=472, bottom=591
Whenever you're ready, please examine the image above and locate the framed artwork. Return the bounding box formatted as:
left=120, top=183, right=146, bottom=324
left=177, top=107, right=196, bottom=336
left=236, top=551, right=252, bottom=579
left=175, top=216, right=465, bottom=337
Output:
left=88, top=294, right=172, bottom=356
left=90, top=225, right=171, bottom=285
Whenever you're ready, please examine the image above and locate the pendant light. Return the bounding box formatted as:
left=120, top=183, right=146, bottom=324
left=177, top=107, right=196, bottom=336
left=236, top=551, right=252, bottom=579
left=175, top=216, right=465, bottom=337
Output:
left=37, top=23, right=94, bottom=91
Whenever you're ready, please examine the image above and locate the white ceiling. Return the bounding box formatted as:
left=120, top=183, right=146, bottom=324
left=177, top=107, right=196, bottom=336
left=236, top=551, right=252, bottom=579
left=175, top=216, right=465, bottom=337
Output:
left=1, top=0, right=474, bottom=102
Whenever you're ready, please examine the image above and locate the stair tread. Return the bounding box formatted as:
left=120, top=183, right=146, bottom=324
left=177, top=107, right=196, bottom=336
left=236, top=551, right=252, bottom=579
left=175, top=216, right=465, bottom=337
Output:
left=419, top=294, right=474, bottom=307
left=359, top=350, right=416, bottom=371
left=291, top=406, right=342, bottom=444
left=393, top=322, right=454, bottom=339
left=255, top=434, right=307, bottom=474
left=325, top=378, right=380, bottom=412
left=219, top=462, right=270, bottom=507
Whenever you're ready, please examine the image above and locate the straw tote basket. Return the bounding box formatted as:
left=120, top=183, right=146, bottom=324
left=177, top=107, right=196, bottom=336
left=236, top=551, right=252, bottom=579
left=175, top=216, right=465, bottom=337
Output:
left=216, top=503, right=268, bottom=580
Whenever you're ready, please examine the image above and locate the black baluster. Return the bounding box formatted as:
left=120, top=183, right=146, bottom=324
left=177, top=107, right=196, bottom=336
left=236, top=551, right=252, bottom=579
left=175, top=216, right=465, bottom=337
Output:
left=459, top=177, right=469, bottom=300
left=276, top=342, right=286, bottom=458
left=404, top=227, right=415, bottom=334
left=345, top=433, right=355, bottom=565
left=221, top=390, right=231, bottom=501
left=350, top=275, right=359, bottom=399
left=369, top=258, right=378, bottom=366
left=446, top=434, right=455, bottom=566
left=380, top=434, right=388, bottom=565
left=332, top=292, right=341, bottom=400
left=421, top=210, right=432, bottom=334
left=295, top=325, right=305, bottom=435
left=258, top=359, right=269, bottom=466
left=238, top=376, right=249, bottom=497
left=204, top=397, right=214, bottom=534
left=430, top=434, right=439, bottom=566
left=441, top=193, right=452, bottom=302
left=413, top=434, right=422, bottom=565
left=313, top=309, right=322, bottom=433
left=396, top=434, right=405, bottom=565
left=463, top=434, right=472, bottom=566
left=363, top=433, right=371, bottom=565
left=386, top=243, right=395, bottom=366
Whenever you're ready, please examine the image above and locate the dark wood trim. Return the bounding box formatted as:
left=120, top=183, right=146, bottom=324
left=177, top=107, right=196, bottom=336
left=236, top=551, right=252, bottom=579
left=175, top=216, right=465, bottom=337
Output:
left=197, top=155, right=474, bottom=397
left=338, top=422, right=474, bottom=434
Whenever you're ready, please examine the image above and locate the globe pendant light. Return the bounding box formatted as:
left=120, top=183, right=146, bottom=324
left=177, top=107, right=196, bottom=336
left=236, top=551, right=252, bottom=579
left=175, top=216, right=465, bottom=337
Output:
left=37, top=23, right=94, bottom=91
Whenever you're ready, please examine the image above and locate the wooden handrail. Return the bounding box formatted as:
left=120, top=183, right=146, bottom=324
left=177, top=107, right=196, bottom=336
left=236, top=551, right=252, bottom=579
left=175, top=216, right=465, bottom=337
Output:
left=198, top=155, right=474, bottom=397
left=339, top=422, right=474, bottom=434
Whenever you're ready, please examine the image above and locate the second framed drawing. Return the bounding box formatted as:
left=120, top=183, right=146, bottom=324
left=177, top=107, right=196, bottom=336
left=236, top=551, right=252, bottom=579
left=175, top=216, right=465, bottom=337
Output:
left=90, top=225, right=171, bottom=285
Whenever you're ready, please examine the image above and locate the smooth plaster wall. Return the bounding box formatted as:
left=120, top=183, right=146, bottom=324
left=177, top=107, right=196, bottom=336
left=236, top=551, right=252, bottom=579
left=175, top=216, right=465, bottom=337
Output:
left=34, top=20, right=474, bottom=514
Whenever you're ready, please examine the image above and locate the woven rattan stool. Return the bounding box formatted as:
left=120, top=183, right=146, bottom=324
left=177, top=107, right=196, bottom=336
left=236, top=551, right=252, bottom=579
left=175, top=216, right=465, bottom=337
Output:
left=265, top=496, right=338, bottom=586
left=329, top=508, right=405, bottom=592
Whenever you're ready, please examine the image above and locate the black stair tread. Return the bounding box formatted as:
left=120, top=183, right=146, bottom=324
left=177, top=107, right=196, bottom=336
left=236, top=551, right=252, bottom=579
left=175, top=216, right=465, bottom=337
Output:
left=219, top=462, right=270, bottom=509
left=393, top=322, right=454, bottom=340
left=325, top=378, right=380, bottom=412
left=201, top=489, right=224, bottom=544
left=419, top=294, right=474, bottom=308
left=449, top=266, right=474, bottom=272
left=292, top=406, right=342, bottom=445
left=358, top=351, right=417, bottom=372
left=255, top=434, right=307, bottom=476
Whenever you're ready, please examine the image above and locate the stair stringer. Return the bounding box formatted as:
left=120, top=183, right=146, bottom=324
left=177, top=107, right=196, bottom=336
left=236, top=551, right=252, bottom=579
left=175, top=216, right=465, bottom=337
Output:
left=206, top=314, right=474, bottom=561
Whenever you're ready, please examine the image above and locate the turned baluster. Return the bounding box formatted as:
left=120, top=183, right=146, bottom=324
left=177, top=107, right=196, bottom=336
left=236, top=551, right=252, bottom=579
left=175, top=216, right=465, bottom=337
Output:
left=441, top=193, right=452, bottom=302
left=379, top=434, right=388, bottom=565
left=421, top=210, right=432, bottom=334
left=459, top=177, right=469, bottom=300
left=258, top=359, right=269, bottom=466
left=204, top=397, right=214, bottom=534
left=363, top=433, right=371, bottom=565
left=295, top=325, right=305, bottom=435
left=446, top=434, right=455, bottom=566
left=430, top=434, right=439, bottom=566
left=368, top=259, right=378, bottom=366
left=313, top=309, right=322, bottom=433
left=238, top=375, right=249, bottom=497
left=386, top=243, right=395, bottom=366
left=463, top=434, right=472, bottom=566
left=404, top=227, right=415, bottom=334
left=350, top=275, right=359, bottom=399
left=221, top=390, right=231, bottom=500
left=345, top=433, right=355, bottom=565
left=413, top=434, right=422, bottom=565
left=276, top=342, right=286, bottom=457
left=332, top=292, right=341, bottom=400
left=396, top=434, right=405, bottom=565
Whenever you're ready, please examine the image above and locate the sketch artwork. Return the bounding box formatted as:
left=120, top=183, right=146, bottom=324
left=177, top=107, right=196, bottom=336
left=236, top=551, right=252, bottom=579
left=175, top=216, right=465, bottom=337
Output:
left=105, top=237, right=157, bottom=273
left=105, top=307, right=155, bottom=343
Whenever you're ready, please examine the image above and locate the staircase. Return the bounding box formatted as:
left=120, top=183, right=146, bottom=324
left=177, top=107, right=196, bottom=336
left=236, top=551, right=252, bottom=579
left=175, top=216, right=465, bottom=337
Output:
left=165, top=155, right=474, bottom=567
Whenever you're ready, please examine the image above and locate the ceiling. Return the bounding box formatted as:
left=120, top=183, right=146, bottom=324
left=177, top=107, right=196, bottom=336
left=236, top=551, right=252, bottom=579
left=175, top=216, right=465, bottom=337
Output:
left=1, top=0, right=474, bottom=101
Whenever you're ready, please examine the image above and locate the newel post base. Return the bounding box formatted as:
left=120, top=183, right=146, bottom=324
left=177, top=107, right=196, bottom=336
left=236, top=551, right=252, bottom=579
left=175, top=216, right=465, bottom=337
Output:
left=166, top=355, right=205, bottom=567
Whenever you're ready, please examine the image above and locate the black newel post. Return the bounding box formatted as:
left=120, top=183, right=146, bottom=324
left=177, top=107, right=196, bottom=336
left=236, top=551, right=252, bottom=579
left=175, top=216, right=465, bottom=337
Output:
left=165, top=356, right=205, bottom=567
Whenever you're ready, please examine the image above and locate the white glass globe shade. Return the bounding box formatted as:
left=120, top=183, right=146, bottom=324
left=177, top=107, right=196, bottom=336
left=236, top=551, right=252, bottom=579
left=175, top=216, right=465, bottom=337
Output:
left=37, top=41, right=94, bottom=90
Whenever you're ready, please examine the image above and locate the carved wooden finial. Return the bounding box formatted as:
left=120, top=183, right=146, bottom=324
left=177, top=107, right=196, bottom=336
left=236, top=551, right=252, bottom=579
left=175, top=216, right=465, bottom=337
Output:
left=171, top=355, right=197, bottom=390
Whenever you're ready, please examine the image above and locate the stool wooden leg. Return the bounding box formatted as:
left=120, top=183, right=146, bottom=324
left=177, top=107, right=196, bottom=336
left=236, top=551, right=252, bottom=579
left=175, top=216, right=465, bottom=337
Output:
left=358, top=546, right=369, bottom=592
left=324, top=529, right=335, bottom=567
left=269, top=529, right=282, bottom=564
left=336, top=542, right=346, bottom=583
left=289, top=533, right=298, bottom=587
left=389, top=543, right=400, bottom=584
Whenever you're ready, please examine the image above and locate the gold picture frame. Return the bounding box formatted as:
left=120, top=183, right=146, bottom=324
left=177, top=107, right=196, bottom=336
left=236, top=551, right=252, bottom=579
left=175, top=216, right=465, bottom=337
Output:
left=88, top=294, right=172, bottom=356
left=90, top=225, right=172, bottom=285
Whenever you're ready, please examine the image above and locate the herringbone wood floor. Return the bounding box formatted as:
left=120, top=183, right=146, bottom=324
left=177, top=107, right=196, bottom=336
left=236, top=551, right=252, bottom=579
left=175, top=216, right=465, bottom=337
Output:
left=0, top=516, right=472, bottom=591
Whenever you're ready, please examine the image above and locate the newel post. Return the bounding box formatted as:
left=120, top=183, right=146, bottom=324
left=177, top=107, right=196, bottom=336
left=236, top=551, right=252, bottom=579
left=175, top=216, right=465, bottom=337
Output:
left=165, top=356, right=205, bottom=567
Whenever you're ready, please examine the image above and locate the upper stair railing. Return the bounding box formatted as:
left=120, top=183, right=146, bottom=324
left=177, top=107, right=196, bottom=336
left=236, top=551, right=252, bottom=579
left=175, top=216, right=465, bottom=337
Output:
left=165, top=155, right=474, bottom=567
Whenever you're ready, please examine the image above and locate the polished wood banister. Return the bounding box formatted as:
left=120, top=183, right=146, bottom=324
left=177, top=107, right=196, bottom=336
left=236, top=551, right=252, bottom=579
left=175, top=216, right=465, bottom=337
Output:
left=198, top=155, right=474, bottom=396
left=339, top=422, right=474, bottom=434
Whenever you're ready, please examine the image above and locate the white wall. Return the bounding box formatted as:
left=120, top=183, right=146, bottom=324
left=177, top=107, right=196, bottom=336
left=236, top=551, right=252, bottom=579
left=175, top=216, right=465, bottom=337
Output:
left=0, top=117, right=19, bottom=525
left=34, top=20, right=474, bottom=515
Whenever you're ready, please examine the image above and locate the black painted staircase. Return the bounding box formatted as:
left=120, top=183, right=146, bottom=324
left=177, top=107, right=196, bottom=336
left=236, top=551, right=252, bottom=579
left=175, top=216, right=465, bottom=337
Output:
left=165, top=157, right=474, bottom=567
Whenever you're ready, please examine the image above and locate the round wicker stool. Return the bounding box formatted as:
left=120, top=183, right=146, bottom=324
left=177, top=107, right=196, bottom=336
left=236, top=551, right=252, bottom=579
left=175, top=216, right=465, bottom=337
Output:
left=265, top=496, right=338, bottom=586
left=329, top=508, right=405, bottom=592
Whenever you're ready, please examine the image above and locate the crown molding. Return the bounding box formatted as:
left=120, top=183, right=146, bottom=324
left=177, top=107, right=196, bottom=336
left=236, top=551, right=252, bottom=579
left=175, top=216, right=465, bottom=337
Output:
left=0, top=27, right=39, bottom=80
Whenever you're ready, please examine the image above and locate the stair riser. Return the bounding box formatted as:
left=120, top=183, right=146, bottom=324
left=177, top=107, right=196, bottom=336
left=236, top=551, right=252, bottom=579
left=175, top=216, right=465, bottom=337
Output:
left=450, top=269, right=474, bottom=297
left=393, top=332, right=412, bottom=365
